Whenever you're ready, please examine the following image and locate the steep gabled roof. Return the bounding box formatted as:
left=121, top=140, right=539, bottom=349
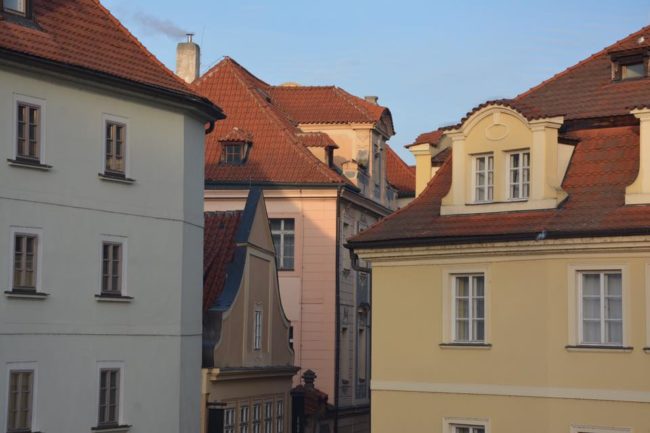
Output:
left=350, top=126, right=649, bottom=247
left=515, top=25, right=650, bottom=120
left=385, top=144, right=415, bottom=197
left=194, top=57, right=349, bottom=186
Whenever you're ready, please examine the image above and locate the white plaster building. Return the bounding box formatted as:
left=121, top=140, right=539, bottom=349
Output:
left=0, top=1, right=223, bottom=432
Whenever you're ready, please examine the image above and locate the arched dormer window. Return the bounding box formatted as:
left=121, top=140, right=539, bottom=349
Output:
left=218, top=127, right=252, bottom=165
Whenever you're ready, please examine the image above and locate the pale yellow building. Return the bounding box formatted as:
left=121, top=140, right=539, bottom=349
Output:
left=349, top=26, right=650, bottom=433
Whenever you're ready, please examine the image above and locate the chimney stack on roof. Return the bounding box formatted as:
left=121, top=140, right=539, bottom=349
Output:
left=365, top=95, right=379, bottom=105
left=176, top=33, right=200, bottom=84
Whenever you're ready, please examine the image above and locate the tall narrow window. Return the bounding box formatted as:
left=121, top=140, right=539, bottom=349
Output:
left=3, top=0, right=26, bottom=14
left=224, top=407, right=235, bottom=433
left=6, top=370, right=33, bottom=433
left=453, top=275, right=485, bottom=342
left=105, top=122, right=126, bottom=176
left=252, top=402, right=261, bottom=433
left=276, top=400, right=284, bottom=433
left=16, top=103, right=40, bottom=162
left=474, top=154, right=493, bottom=202
left=270, top=219, right=295, bottom=270
left=98, top=368, right=120, bottom=426
left=253, top=309, right=263, bottom=351
left=13, top=234, right=37, bottom=291
left=509, top=150, right=530, bottom=200
left=263, top=401, right=272, bottom=433
left=240, top=404, right=249, bottom=433
left=580, top=271, right=623, bottom=345
left=102, top=243, right=123, bottom=295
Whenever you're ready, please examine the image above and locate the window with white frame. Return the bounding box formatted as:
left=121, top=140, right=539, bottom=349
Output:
left=240, top=404, right=249, bottom=433
left=104, top=121, right=126, bottom=176
left=98, top=368, right=120, bottom=427
left=580, top=271, right=623, bottom=345
left=253, top=308, right=263, bottom=351
left=453, top=274, right=485, bottom=343
left=101, top=242, right=123, bottom=295
left=6, top=369, right=34, bottom=433
left=270, top=219, right=295, bottom=270
left=451, top=425, right=485, bottom=433
left=12, top=233, right=38, bottom=291
left=224, top=407, right=235, bottom=433
left=252, top=402, right=261, bottom=433
left=508, top=150, right=530, bottom=200
left=473, top=154, right=493, bottom=202
left=276, top=400, right=284, bottom=433
left=263, top=401, right=272, bottom=433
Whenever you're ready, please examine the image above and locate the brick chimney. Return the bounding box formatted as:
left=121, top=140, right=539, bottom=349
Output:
left=176, top=33, right=200, bottom=84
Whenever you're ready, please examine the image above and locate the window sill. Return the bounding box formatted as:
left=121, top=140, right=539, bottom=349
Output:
left=4, top=289, right=49, bottom=299
left=644, top=347, right=650, bottom=354
left=95, top=294, right=133, bottom=303
left=91, top=425, right=131, bottom=433
left=565, top=345, right=633, bottom=353
left=439, top=342, right=492, bottom=350
left=7, top=158, right=52, bottom=171
left=98, top=173, right=135, bottom=184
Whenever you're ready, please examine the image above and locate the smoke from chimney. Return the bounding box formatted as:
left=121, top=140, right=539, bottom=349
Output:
left=133, top=11, right=188, bottom=39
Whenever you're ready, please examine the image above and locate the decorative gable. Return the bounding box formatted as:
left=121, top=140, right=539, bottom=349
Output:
left=441, top=104, right=573, bottom=215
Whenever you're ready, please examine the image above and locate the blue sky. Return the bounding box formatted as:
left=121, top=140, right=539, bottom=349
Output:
left=103, top=0, right=650, bottom=163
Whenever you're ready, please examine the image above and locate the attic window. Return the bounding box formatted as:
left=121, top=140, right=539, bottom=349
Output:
left=622, top=62, right=645, bottom=79
left=222, top=143, right=244, bottom=164
left=3, top=0, right=27, bottom=15
left=612, top=54, right=648, bottom=81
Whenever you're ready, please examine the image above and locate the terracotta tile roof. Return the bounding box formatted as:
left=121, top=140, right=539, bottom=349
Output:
left=220, top=127, right=253, bottom=143
left=431, top=147, right=450, bottom=165
left=297, top=132, right=339, bottom=148
left=408, top=129, right=445, bottom=147
left=268, top=85, right=391, bottom=127
left=515, top=25, right=650, bottom=120
left=193, top=58, right=349, bottom=186
left=350, top=126, right=650, bottom=246
left=0, top=0, right=198, bottom=95
left=203, top=211, right=242, bottom=313
left=385, top=144, right=415, bottom=197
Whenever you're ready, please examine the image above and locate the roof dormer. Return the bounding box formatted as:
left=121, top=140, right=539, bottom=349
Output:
left=440, top=103, right=572, bottom=215
left=218, top=127, right=253, bottom=165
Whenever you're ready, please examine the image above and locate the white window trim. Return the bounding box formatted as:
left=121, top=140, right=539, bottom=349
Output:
left=11, top=93, right=47, bottom=164
left=567, top=265, right=629, bottom=348
left=269, top=214, right=299, bottom=274
left=98, top=235, right=128, bottom=298
left=8, top=226, right=44, bottom=293
left=101, top=113, right=130, bottom=178
left=570, top=425, right=631, bottom=433
left=442, top=267, right=490, bottom=345
left=4, top=361, right=38, bottom=433
left=471, top=153, right=494, bottom=203
left=451, top=274, right=486, bottom=343
left=577, top=270, right=623, bottom=346
left=443, top=417, right=490, bottom=433
left=506, top=149, right=530, bottom=201
left=96, top=361, right=126, bottom=427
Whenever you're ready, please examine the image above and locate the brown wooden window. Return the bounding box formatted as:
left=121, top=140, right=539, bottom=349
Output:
left=105, top=122, right=126, bottom=176
left=102, top=243, right=122, bottom=295
left=13, top=234, right=37, bottom=291
left=6, top=370, right=33, bottom=433
left=16, top=103, right=40, bottom=161
left=222, top=143, right=243, bottom=164
left=98, top=368, right=120, bottom=426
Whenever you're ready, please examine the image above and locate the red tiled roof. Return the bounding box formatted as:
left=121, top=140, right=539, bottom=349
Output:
left=203, top=211, right=242, bottom=313
left=220, top=127, right=253, bottom=143
left=385, top=144, right=415, bottom=196
left=515, top=25, right=650, bottom=120
left=297, top=132, right=339, bottom=148
left=408, top=129, right=444, bottom=147
left=350, top=126, right=650, bottom=246
left=431, top=147, right=450, bottom=165
left=193, top=58, right=348, bottom=185
left=0, top=0, right=196, bottom=95
left=268, top=86, right=391, bottom=127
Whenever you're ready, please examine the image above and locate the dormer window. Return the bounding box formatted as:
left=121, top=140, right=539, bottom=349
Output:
left=621, top=61, right=645, bottom=79
left=473, top=154, right=493, bottom=202
left=218, top=128, right=252, bottom=165
left=611, top=53, right=648, bottom=81
left=3, top=0, right=27, bottom=15
left=222, top=143, right=244, bottom=164
left=508, top=150, right=530, bottom=200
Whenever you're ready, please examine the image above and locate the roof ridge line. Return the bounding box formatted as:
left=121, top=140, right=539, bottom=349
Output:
left=515, top=25, right=650, bottom=100
left=332, top=87, right=376, bottom=123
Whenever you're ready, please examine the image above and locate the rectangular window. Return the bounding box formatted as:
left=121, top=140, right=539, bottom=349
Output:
left=6, top=370, right=33, bottom=433
left=263, top=401, right=272, bottom=433
left=453, top=275, right=485, bottom=342
left=16, top=103, right=40, bottom=161
left=4, top=0, right=26, bottom=14
left=474, top=154, right=493, bottom=202
left=276, top=400, right=284, bottom=433
left=98, top=368, right=120, bottom=426
left=105, top=121, right=126, bottom=176
left=509, top=150, right=530, bottom=200
left=240, top=404, right=249, bottom=433
left=252, top=402, right=261, bottom=433
left=270, top=219, right=295, bottom=271
left=13, top=234, right=37, bottom=291
left=101, top=242, right=123, bottom=295
left=222, top=144, right=243, bottom=164
left=452, top=426, right=485, bottom=433
left=580, top=271, right=623, bottom=345
left=621, top=62, right=645, bottom=80
left=224, top=407, right=235, bottom=433
left=253, top=309, right=263, bottom=351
